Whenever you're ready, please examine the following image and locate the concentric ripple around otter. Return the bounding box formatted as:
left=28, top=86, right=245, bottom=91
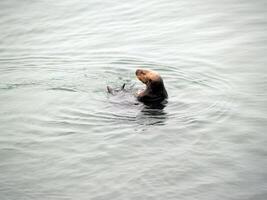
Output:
left=100, top=57, right=233, bottom=130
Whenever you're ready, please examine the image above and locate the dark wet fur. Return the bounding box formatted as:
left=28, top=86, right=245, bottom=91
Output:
left=137, top=78, right=168, bottom=105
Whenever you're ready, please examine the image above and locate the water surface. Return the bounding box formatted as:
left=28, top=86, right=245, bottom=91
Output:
left=0, top=0, right=267, bottom=199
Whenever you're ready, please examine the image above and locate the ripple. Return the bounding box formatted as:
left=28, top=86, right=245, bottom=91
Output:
left=103, top=56, right=233, bottom=129
left=0, top=82, right=40, bottom=90
left=0, top=53, right=233, bottom=133
left=48, top=87, right=78, bottom=92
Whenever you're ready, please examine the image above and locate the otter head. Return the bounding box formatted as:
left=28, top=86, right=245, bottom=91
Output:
left=136, top=69, right=161, bottom=85
left=136, top=69, right=168, bottom=98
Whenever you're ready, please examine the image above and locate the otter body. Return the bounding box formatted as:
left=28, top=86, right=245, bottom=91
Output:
left=107, top=69, right=168, bottom=105
left=136, top=69, right=168, bottom=104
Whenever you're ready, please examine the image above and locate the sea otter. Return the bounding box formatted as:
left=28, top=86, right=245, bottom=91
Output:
left=136, top=69, right=168, bottom=104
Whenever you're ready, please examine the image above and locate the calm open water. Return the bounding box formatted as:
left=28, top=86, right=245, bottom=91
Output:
left=0, top=0, right=267, bottom=199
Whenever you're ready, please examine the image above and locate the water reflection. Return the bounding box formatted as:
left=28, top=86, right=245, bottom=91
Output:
left=136, top=103, right=168, bottom=126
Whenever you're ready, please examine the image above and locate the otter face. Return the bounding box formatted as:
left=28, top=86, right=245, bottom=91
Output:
left=136, top=69, right=161, bottom=84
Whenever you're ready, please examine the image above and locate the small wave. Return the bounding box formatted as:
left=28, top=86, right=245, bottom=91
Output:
left=0, top=82, right=39, bottom=90
left=48, top=87, right=77, bottom=92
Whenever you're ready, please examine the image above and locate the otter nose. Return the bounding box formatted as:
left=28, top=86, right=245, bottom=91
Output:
left=136, top=69, right=141, bottom=76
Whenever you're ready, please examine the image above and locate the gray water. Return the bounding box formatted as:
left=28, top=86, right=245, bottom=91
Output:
left=1, top=0, right=267, bottom=199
